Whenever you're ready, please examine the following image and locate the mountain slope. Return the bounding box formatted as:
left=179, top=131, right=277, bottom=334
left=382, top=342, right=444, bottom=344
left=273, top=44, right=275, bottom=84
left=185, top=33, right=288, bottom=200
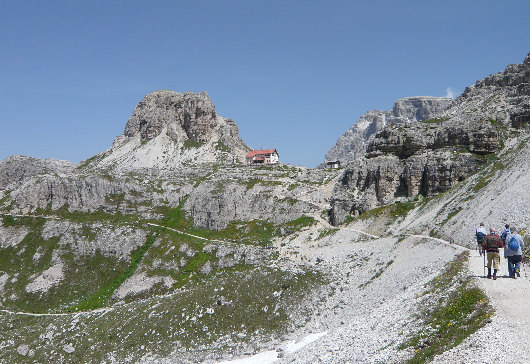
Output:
left=322, top=96, right=452, bottom=166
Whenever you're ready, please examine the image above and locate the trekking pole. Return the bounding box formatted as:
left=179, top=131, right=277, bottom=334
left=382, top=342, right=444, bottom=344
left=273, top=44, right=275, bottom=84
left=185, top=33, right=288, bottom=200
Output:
left=483, top=248, right=486, bottom=277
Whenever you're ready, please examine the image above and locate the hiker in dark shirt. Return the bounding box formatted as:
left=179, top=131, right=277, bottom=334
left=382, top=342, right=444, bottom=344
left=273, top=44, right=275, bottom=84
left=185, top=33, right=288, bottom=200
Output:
left=483, top=227, right=504, bottom=280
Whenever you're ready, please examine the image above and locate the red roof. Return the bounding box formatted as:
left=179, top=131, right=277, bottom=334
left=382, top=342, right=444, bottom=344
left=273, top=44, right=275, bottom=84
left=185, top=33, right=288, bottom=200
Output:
left=246, top=149, right=277, bottom=158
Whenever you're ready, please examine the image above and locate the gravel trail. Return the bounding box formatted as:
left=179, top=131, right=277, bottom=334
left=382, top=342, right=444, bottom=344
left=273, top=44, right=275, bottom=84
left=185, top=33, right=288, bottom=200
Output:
left=432, top=251, right=530, bottom=363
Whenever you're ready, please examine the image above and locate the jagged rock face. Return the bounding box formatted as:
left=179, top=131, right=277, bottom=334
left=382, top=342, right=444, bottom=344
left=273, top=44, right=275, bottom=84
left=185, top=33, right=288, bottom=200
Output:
left=322, top=97, right=452, bottom=166
left=392, top=97, right=453, bottom=121
left=186, top=180, right=315, bottom=230
left=329, top=152, right=482, bottom=224
left=123, top=91, right=217, bottom=143
left=443, top=51, right=530, bottom=128
left=84, top=90, right=250, bottom=173
left=41, top=220, right=146, bottom=260
left=6, top=172, right=190, bottom=216
left=9, top=175, right=128, bottom=213
left=366, top=120, right=500, bottom=159
left=0, top=156, right=77, bottom=190
left=329, top=52, right=530, bottom=225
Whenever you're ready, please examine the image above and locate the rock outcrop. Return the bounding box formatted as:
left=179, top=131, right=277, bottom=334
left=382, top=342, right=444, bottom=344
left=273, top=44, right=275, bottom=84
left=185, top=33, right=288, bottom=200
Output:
left=443, top=51, right=530, bottom=128
left=0, top=156, right=76, bottom=190
left=322, top=96, right=452, bottom=167
left=83, top=90, right=250, bottom=173
left=329, top=52, right=530, bottom=225
left=183, top=167, right=336, bottom=230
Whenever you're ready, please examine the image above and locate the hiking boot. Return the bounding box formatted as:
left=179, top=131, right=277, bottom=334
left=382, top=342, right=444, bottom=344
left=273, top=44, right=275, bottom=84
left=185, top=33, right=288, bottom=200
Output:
left=493, top=274, right=497, bottom=280
left=516, top=270, right=521, bottom=277
left=487, top=268, right=491, bottom=279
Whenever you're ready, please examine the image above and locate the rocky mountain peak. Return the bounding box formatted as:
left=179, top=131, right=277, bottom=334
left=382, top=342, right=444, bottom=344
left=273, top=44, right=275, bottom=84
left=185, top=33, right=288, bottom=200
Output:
left=123, top=90, right=217, bottom=143
left=81, top=90, right=250, bottom=172
left=392, top=96, right=453, bottom=121
left=452, top=52, right=530, bottom=128
left=321, top=96, right=452, bottom=166
left=523, top=51, right=530, bottom=65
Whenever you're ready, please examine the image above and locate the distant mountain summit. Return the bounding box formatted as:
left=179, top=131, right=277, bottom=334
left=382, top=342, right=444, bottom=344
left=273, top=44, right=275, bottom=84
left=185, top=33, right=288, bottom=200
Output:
left=330, top=52, right=530, bottom=224
left=83, top=90, right=250, bottom=172
left=322, top=96, right=452, bottom=167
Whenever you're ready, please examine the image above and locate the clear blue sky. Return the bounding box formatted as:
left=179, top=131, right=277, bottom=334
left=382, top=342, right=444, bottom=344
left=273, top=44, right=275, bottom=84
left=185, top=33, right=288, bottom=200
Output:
left=1, top=1, right=529, bottom=167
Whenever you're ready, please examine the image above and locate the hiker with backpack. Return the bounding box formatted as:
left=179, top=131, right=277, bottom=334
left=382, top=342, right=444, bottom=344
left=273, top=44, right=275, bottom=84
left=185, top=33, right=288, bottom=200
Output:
left=476, top=222, right=488, bottom=255
left=483, top=227, right=504, bottom=280
left=504, top=227, right=524, bottom=279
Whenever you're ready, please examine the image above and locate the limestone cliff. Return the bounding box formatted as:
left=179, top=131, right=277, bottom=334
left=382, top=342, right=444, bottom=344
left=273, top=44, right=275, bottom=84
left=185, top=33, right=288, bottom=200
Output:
left=322, top=96, right=452, bottom=166
left=0, top=156, right=76, bottom=190
left=330, top=52, right=530, bottom=225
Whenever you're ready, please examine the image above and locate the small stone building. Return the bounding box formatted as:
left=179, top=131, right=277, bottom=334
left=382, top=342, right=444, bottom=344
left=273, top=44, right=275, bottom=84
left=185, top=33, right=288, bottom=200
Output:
left=326, top=160, right=341, bottom=169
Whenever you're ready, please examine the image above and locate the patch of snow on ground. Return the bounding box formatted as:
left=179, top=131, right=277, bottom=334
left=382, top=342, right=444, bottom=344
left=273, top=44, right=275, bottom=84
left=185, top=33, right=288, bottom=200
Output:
left=285, top=331, right=328, bottom=353
left=217, top=332, right=328, bottom=364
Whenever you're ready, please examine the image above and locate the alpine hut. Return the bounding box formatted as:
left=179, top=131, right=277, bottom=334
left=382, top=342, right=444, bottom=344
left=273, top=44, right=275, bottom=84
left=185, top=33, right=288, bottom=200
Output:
left=246, top=149, right=279, bottom=166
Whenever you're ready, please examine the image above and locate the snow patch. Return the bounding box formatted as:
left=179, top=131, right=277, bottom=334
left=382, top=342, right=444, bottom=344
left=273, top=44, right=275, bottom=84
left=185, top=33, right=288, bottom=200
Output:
left=285, top=331, right=328, bottom=353
left=217, top=332, right=327, bottom=364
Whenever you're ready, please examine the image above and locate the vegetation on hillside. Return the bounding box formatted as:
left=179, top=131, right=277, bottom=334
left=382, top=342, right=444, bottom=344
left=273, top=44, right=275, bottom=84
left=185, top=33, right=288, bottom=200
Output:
left=399, top=251, right=493, bottom=363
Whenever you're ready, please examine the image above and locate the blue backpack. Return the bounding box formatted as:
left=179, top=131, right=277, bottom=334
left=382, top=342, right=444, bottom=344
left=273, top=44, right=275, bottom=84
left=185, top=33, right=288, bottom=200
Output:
left=476, top=232, right=486, bottom=243
left=508, top=236, right=520, bottom=251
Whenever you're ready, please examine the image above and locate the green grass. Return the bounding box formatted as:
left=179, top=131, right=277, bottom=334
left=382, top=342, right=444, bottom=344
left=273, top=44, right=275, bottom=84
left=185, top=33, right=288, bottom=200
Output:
left=419, top=117, right=449, bottom=124
left=182, top=139, right=204, bottom=149
left=472, top=161, right=505, bottom=193
left=400, top=251, right=493, bottom=363
left=69, top=232, right=160, bottom=312
left=350, top=200, right=417, bottom=223
left=359, top=260, right=394, bottom=288
left=284, top=215, right=316, bottom=230
left=77, top=153, right=104, bottom=169
left=34, top=204, right=143, bottom=226
left=487, top=118, right=506, bottom=130
left=155, top=196, right=315, bottom=246
left=1, top=214, right=23, bottom=227
left=0, top=191, right=11, bottom=207
left=215, top=141, right=230, bottom=153
left=441, top=207, right=463, bottom=225
left=0, top=267, right=326, bottom=363
left=0, top=215, right=131, bottom=313
left=317, top=228, right=339, bottom=240
left=244, top=178, right=283, bottom=191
